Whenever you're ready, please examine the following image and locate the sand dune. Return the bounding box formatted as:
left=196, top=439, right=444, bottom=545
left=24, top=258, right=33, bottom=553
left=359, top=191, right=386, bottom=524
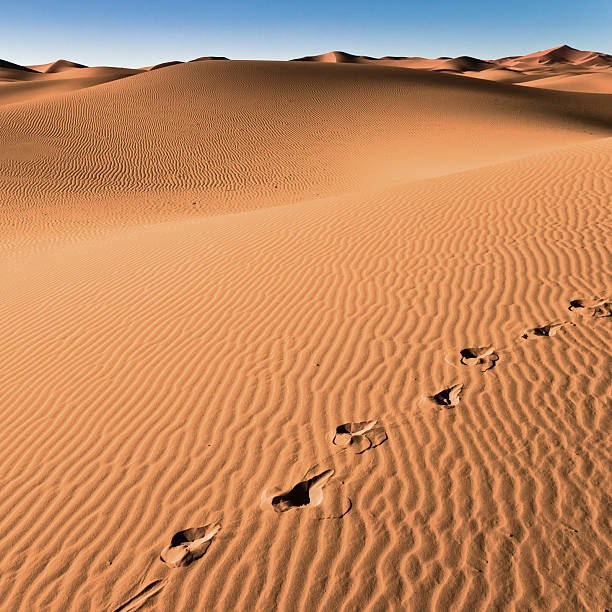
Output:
left=190, top=55, right=230, bottom=63
left=142, top=57, right=229, bottom=70
left=28, top=58, right=88, bottom=73
left=1, top=60, right=611, bottom=247
left=0, top=58, right=141, bottom=106
left=0, top=66, right=141, bottom=106
left=142, top=60, right=184, bottom=71
left=0, top=59, right=40, bottom=81
left=519, top=71, right=612, bottom=94
left=0, top=58, right=38, bottom=72
left=0, top=53, right=611, bottom=611
left=292, top=50, right=376, bottom=63
left=433, top=56, right=497, bottom=72
left=0, top=66, right=143, bottom=106
left=497, top=45, right=612, bottom=69
left=293, top=45, right=612, bottom=92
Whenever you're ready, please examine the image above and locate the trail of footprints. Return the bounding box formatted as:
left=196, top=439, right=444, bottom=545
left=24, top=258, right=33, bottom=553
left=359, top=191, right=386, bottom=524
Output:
left=113, top=296, right=609, bottom=609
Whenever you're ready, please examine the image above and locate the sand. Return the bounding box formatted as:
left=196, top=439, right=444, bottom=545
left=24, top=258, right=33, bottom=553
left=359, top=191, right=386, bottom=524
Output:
left=294, top=45, right=612, bottom=93
left=519, top=72, right=612, bottom=94
left=0, top=49, right=611, bottom=611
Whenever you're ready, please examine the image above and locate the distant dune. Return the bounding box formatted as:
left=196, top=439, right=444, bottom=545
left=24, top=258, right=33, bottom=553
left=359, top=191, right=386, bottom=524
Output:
left=0, top=65, right=143, bottom=105
left=142, top=60, right=184, bottom=71
left=291, top=50, right=376, bottom=63
left=292, top=45, right=612, bottom=92
left=0, top=58, right=39, bottom=74
left=142, top=57, right=229, bottom=70
left=497, top=44, right=612, bottom=69
left=28, top=59, right=88, bottom=73
left=0, top=46, right=611, bottom=612
left=2, top=45, right=610, bottom=102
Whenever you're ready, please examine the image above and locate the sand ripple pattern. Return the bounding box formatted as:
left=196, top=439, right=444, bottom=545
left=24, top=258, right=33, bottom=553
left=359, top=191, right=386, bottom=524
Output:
left=1, top=60, right=612, bottom=251
left=0, top=69, right=611, bottom=610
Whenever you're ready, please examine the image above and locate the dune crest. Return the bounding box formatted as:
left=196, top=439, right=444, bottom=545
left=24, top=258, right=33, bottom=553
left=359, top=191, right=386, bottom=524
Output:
left=292, top=44, right=612, bottom=92
left=27, top=58, right=87, bottom=73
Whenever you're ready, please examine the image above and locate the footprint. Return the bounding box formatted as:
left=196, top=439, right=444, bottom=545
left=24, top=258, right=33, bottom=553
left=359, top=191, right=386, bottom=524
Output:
left=431, top=384, right=463, bottom=407
left=268, top=469, right=335, bottom=513
left=592, top=302, right=612, bottom=318
left=521, top=321, right=574, bottom=339
left=460, top=346, right=499, bottom=371
left=569, top=298, right=611, bottom=318
left=113, top=579, right=167, bottom=612
left=332, top=420, right=388, bottom=453
left=160, top=523, right=220, bottom=568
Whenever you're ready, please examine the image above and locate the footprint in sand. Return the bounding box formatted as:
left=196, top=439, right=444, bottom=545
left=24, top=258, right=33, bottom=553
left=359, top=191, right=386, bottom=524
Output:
left=332, top=420, right=388, bottom=453
left=521, top=321, right=574, bottom=339
left=569, top=298, right=612, bottom=318
left=160, top=523, right=221, bottom=568
left=266, top=469, right=335, bottom=513
left=113, top=579, right=168, bottom=612
left=431, top=383, right=463, bottom=407
left=460, top=346, right=499, bottom=371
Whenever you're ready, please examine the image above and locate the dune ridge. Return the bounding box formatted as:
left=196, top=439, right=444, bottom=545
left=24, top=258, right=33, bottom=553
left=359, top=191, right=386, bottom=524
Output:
left=0, top=55, right=611, bottom=611
left=293, top=45, right=612, bottom=92
left=27, top=59, right=88, bottom=73
left=2, top=43, right=611, bottom=105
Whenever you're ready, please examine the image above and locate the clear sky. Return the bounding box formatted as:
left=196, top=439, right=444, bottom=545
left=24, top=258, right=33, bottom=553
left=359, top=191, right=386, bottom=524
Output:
left=4, top=0, right=612, bottom=68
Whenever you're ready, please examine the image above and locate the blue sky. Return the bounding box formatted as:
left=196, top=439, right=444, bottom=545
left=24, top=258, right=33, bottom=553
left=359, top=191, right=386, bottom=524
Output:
left=4, top=1, right=611, bottom=67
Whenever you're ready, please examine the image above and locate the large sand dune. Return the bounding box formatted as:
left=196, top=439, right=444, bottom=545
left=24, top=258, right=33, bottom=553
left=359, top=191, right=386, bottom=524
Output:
left=0, top=53, right=611, bottom=611
left=1, top=60, right=611, bottom=248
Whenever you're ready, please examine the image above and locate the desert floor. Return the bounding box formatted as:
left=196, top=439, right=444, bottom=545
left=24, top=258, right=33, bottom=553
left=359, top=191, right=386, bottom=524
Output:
left=0, top=59, right=611, bottom=611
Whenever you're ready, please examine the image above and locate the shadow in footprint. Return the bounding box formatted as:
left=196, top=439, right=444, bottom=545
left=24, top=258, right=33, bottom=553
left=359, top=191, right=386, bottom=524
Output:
left=431, top=384, right=463, bottom=407
left=569, top=299, right=611, bottom=318
left=270, top=469, right=335, bottom=513
left=592, top=303, right=612, bottom=318
left=160, top=523, right=220, bottom=568
left=333, top=420, right=387, bottom=453
left=521, top=321, right=574, bottom=339
left=460, top=346, right=499, bottom=371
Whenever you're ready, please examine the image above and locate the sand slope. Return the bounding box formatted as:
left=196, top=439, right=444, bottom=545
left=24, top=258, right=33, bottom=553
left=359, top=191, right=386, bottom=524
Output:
left=0, top=59, right=40, bottom=81
left=520, top=72, right=612, bottom=94
left=0, top=66, right=143, bottom=106
left=1, top=60, right=611, bottom=249
left=0, top=59, right=611, bottom=611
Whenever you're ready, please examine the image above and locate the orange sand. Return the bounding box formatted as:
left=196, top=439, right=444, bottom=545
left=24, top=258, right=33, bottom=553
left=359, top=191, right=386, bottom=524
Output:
left=294, top=45, right=612, bottom=93
left=0, top=48, right=611, bottom=611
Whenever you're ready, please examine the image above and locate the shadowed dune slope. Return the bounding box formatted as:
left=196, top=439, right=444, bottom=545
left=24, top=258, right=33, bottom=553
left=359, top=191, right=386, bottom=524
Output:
left=0, top=59, right=38, bottom=72
left=0, top=59, right=40, bottom=80
left=0, top=135, right=610, bottom=610
left=1, top=59, right=611, bottom=246
left=28, top=59, right=87, bottom=73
